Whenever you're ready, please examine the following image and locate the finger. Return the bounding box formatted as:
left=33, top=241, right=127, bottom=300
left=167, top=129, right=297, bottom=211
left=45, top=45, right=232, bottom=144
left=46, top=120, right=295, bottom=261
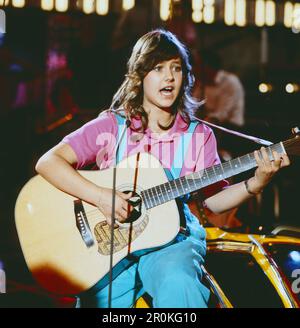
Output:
left=121, top=193, right=134, bottom=212
left=254, top=150, right=262, bottom=165
left=111, top=211, right=120, bottom=223
left=119, top=191, right=133, bottom=200
left=272, top=151, right=281, bottom=170
left=116, top=191, right=125, bottom=198
left=281, top=154, right=291, bottom=167
left=122, top=199, right=133, bottom=214
left=116, top=193, right=132, bottom=211
left=109, top=204, right=122, bottom=222
left=122, top=203, right=133, bottom=213
left=117, top=208, right=128, bottom=222
left=105, top=216, right=112, bottom=226
left=105, top=215, right=117, bottom=227
left=261, top=147, right=272, bottom=169
left=254, top=150, right=264, bottom=169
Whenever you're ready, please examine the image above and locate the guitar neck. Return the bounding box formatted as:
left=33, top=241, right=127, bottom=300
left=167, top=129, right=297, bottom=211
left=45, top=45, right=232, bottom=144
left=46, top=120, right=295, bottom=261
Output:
left=142, top=141, right=286, bottom=209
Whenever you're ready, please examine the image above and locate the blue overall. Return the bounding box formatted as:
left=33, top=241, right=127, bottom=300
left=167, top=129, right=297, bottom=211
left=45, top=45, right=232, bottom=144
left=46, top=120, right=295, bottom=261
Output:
left=79, top=114, right=210, bottom=308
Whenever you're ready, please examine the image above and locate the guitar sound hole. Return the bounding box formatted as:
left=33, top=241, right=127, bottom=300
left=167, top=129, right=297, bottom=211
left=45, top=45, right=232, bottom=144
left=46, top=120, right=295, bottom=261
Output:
left=123, top=190, right=142, bottom=224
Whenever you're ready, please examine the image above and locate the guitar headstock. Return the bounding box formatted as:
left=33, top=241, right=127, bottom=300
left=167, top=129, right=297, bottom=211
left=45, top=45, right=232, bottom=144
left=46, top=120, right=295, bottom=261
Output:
left=282, top=127, right=300, bottom=156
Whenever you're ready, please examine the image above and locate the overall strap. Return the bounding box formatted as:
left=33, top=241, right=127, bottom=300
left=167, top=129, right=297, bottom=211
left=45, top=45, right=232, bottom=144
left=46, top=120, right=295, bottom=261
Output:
left=166, top=120, right=198, bottom=180
left=115, top=112, right=199, bottom=180
left=114, top=112, right=128, bottom=165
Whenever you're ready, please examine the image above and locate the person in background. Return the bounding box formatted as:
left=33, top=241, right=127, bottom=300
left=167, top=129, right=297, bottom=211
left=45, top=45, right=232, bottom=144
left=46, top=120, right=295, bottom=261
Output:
left=193, top=50, right=245, bottom=128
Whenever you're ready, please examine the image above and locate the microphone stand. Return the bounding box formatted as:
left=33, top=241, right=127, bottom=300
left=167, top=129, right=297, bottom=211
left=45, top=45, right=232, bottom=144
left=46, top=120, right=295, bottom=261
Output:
left=195, top=100, right=273, bottom=146
left=108, top=118, right=131, bottom=308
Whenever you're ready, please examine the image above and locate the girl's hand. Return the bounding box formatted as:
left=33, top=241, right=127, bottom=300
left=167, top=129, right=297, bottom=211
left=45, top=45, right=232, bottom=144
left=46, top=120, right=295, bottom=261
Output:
left=97, top=188, right=133, bottom=225
left=248, top=147, right=290, bottom=194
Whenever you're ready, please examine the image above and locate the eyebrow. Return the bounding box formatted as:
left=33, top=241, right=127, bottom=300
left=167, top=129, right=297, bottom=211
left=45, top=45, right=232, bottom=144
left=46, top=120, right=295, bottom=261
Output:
left=169, top=59, right=182, bottom=65
left=156, top=59, right=182, bottom=66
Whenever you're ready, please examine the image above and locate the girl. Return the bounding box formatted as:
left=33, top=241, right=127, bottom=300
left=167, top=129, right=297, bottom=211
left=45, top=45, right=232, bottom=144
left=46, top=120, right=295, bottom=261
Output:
left=36, top=29, right=290, bottom=308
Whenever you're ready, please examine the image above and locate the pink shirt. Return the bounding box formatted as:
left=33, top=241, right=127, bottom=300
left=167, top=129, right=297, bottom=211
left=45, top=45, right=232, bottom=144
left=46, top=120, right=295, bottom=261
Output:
left=62, top=110, right=228, bottom=199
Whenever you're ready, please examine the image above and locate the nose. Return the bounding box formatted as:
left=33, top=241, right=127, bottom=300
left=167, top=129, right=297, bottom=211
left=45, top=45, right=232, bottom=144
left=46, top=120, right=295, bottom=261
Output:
left=164, top=68, right=174, bottom=81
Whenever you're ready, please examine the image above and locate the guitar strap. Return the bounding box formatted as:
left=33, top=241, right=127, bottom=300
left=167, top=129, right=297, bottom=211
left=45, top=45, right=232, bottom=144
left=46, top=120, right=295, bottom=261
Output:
left=115, top=112, right=128, bottom=165
left=165, top=121, right=198, bottom=181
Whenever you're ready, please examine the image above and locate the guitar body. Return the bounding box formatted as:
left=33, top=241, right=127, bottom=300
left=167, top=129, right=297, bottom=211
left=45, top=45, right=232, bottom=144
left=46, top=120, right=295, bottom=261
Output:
left=15, top=153, right=180, bottom=295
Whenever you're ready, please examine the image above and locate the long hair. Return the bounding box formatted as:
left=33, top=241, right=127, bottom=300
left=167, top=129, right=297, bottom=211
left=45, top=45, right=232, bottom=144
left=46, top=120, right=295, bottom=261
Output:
left=109, top=29, right=200, bottom=132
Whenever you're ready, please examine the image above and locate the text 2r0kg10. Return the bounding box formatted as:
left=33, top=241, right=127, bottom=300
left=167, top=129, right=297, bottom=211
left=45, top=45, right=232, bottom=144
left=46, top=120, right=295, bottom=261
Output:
left=145, top=312, right=197, bottom=323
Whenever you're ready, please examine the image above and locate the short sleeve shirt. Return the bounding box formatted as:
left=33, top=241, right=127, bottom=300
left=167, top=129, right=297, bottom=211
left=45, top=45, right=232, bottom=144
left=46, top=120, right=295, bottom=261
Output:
left=62, top=110, right=228, bottom=199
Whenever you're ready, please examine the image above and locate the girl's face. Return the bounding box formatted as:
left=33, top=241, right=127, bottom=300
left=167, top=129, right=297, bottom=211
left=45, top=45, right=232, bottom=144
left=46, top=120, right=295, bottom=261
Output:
left=142, top=57, right=183, bottom=113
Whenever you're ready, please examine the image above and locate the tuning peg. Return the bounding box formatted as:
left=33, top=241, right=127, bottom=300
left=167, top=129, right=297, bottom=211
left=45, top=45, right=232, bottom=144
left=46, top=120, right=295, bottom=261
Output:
left=292, top=127, right=300, bottom=136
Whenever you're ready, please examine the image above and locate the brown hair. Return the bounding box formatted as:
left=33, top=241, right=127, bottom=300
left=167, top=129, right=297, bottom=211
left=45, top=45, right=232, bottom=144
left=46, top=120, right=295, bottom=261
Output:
left=109, top=29, right=200, bottom=132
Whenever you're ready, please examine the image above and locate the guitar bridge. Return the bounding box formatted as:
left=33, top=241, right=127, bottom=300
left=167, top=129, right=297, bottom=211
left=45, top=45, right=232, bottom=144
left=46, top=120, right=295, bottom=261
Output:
left=74, top=200, right=94, bottom=248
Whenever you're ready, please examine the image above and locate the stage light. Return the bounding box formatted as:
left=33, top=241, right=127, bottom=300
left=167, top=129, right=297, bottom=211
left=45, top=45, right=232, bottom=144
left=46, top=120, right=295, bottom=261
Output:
left=83, top=0, right=94, bottom=14
left=284, top=2, right=300, bottom=32
left=286, top=83, right=299, bottom=93
left=292, top=5, right=300, bottom=33
left=0, top=0, right=9, bottom=6
left=203, top=0, right=214, bottom=24
left=284, top=2, right=293, bottom=28
left=96, top=0, right=109, bottom=15
left=192, top=10, right=202, bottom=23
left=41, top=0, right=54, bottom=11
left=192, top=0, right=214, bottom=24
left=12, top=0, right=25, bottom=8
left=122, top=0, right=134, bottom=11
left=265, top=0, right=275, bottom=26
left=224, top=0, right=235, bottom=26
left=255, top=0, right=265, bottom=27
left=259, top=83, right=272, bottom=93
left=192, top=0, right=203, bottom=11
left=160, top=0, right=171, bottom=21
left=235, top=0, right=246, bottom=27
left=55, top=0, right=68, bottom=12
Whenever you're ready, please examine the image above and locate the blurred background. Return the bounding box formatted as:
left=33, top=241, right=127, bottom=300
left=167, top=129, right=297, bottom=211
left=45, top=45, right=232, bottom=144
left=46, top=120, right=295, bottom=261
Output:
left=0, top=0, right=300, bottom=306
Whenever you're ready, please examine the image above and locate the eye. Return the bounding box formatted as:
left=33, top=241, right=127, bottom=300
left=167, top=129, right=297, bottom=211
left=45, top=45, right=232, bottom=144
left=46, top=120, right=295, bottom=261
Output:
left=173, top=65, right=182, bottom=72
left=153, top=65, right=162, bottom=72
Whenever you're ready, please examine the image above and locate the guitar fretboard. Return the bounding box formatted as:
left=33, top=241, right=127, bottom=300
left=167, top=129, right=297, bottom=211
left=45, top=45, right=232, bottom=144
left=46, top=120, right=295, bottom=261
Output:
left=141, top=142, right=285, bottom=209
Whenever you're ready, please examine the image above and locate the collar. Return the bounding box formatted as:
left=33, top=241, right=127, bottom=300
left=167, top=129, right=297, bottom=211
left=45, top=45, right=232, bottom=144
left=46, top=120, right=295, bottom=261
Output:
left=130, top=113, right=189, bottom=143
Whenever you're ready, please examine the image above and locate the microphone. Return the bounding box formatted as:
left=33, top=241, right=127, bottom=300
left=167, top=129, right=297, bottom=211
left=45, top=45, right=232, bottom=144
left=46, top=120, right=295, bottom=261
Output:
left=108, top=116, right=131, bottom=308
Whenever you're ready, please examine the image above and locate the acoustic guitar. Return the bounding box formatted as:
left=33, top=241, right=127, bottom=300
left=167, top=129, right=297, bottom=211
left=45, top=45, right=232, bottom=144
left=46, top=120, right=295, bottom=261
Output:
left=15, top=135, right=300, bottom=295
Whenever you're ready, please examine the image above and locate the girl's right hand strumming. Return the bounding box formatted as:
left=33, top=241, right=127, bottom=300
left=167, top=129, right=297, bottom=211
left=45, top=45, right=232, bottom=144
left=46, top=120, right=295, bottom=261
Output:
left=97, top=188, right=133, bottom=226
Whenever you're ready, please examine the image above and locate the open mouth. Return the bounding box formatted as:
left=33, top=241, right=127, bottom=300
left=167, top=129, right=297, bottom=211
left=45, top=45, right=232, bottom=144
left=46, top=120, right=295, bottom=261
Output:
left=160, top=86, right=174, bottom=96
